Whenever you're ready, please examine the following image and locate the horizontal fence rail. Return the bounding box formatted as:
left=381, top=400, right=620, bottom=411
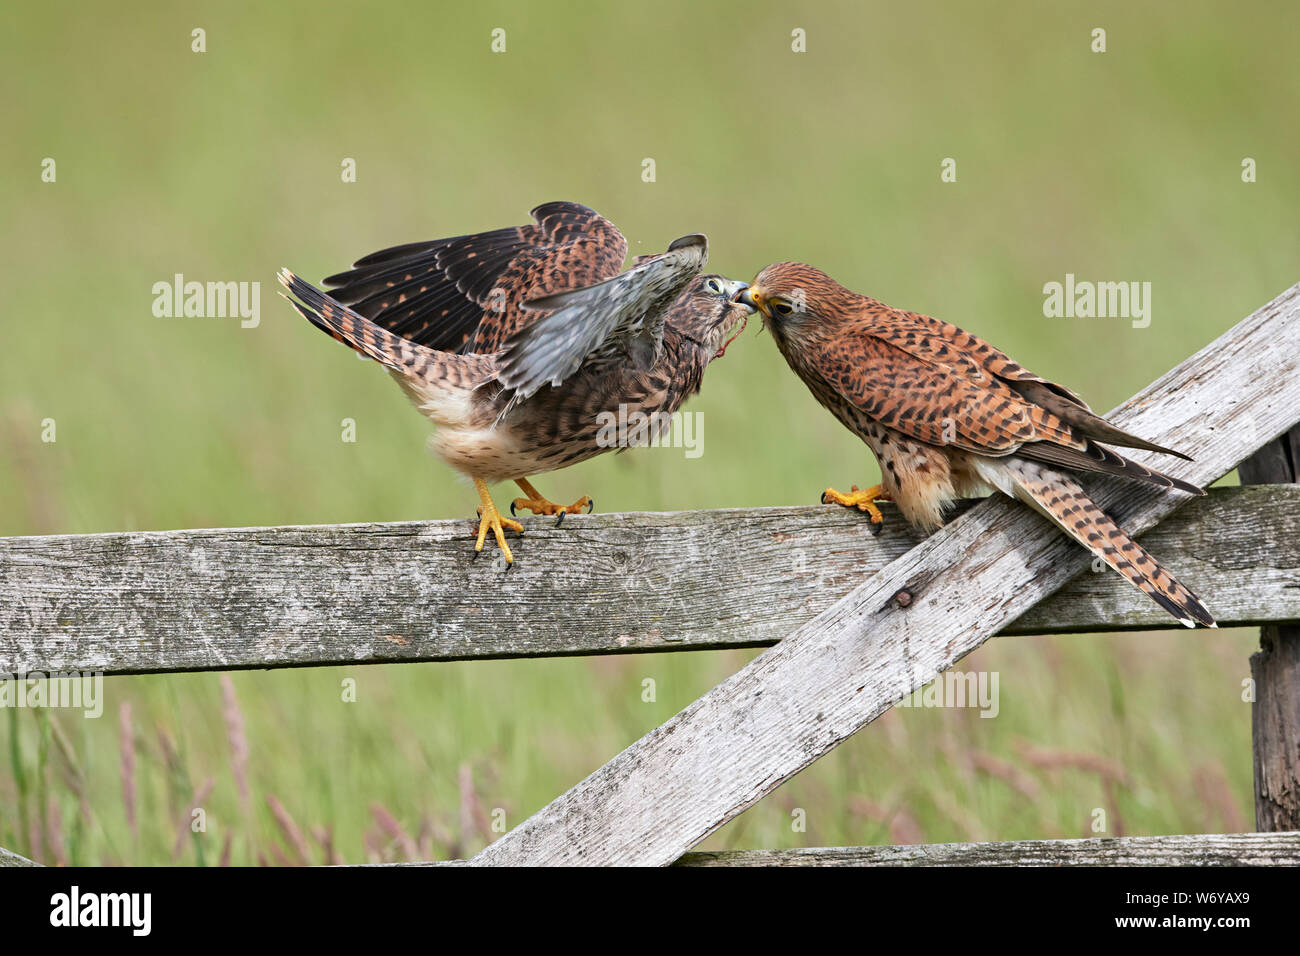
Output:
left=1, top=484, right=1298, bottom=676
left=7, top=832, right=1297, bottom=868
left=674, top=831, right=1300, bottom=867
left=358, top=831, right=1300, bottom=866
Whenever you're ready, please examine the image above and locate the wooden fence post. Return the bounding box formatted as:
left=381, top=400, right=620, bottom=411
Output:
left=1239, top=424, right=1300, bottom=831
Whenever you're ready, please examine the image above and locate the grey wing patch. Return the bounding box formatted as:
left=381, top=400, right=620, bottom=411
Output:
left=495, top=233, right=707, bottom=403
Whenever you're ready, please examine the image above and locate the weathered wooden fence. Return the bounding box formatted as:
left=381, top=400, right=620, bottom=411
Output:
left=2, top=282, right=1299, bottom=866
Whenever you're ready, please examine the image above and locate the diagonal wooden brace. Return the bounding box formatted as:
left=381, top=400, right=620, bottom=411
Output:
left=473, top=282, right=1300, bottom=866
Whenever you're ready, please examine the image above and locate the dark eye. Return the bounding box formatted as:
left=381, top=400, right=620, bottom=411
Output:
left=704, top=278, right=722, bottom=294
left=774, top=301, right=794, bottom=316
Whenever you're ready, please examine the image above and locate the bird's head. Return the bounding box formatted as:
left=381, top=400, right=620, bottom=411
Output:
left=667, top=274, right=756, bottom=359
left=735, top=262, right=855, bottom=348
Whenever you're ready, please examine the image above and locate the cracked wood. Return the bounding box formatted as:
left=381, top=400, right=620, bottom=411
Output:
left=1, top=486, right=1298, bottom=676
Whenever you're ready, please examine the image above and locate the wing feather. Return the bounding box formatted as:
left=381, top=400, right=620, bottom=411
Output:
left=812, top=309, right=1201, bottom=494
left=321, top=201, right=628, bottom=354
left=811, top=334, right=1082, bottom=454
left=495, top=234, right=708, bottom=402
left=866, top=309, right=1192, bottom=459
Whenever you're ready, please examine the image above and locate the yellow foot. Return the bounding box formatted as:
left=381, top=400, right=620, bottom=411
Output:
left=821, top=483, right=890, bottom=535
left=473, top=478, right=523, bottom=563
left=510, top=478, right=594, bottom=527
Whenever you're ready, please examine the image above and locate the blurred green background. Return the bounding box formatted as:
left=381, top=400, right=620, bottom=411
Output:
left=3, top=1, right=1296, bottom=864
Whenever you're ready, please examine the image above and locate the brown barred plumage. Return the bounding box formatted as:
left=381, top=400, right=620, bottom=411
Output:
left=278, top=203, right=753, bottom=563
left=1003, top=459, right=1214, bottom=627
left=741, top=261, right=1215, bottom=628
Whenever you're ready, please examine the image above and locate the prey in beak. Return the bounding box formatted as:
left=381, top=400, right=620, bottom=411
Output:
left=716, top=281, right=754, bottom=358
left=733, top=285, right=770, bottom=335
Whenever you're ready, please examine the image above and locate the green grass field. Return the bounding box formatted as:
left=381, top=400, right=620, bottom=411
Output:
left=3, top=0, right=1296, bottom=864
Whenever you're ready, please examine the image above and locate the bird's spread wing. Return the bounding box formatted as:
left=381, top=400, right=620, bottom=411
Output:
left=321, top=201, right=628, bottom=354
left=815, top=312, right=1203, bottom=494
left=494, top=233, right=708, bottom=402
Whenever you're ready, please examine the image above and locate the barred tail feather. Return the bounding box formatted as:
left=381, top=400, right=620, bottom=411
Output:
left=277, top=268, right=436, bottom=374
left=1002, top=459, right=1216, bottom=628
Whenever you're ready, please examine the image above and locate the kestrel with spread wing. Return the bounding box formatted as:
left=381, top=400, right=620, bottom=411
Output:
left=278, top=201, right=753, bottom=563
left=740, top=262, right=1215, bottom=628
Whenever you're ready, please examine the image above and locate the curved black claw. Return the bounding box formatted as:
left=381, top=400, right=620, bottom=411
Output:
left=510, top=501, right=518, bottom=517
left=820, top=491, right=831, bottom=505
left=868, top=518, right=884, bottom=537
left=585, top=499, right=595, bottom=514
left=555, top=510, right=566, bottom=528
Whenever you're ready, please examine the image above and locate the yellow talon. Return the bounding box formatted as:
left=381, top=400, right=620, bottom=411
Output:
left=821, top=483, right=890, bottom=526
left=473, top=478, right=523, bottom=563
left=511, top=478, right=593, bottom=526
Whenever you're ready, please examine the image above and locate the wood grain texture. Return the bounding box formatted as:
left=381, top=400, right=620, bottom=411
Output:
left=470, top=281, right=1300, bottom=866
left=2, top=485, right=1297, bottom=676
left=0, top=846, right=39, bottom=867
left=10, top=832, right=1291, bottom=867
left=1241, top=424, right=1300, bottom=831
left=338, top=831, right=1300, bottom=866
left=675, top=831, right=1300, bottom=866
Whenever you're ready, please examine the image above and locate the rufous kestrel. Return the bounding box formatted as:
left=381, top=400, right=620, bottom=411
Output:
left=278, top=202, right=753, bottom=563
left=739, top=262, right=1215, bottom=628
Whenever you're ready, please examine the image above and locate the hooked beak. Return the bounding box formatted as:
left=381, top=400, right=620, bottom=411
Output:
left=720, top=278, right=753, bottom=310
left=735, top=287, right=766, bottom=315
